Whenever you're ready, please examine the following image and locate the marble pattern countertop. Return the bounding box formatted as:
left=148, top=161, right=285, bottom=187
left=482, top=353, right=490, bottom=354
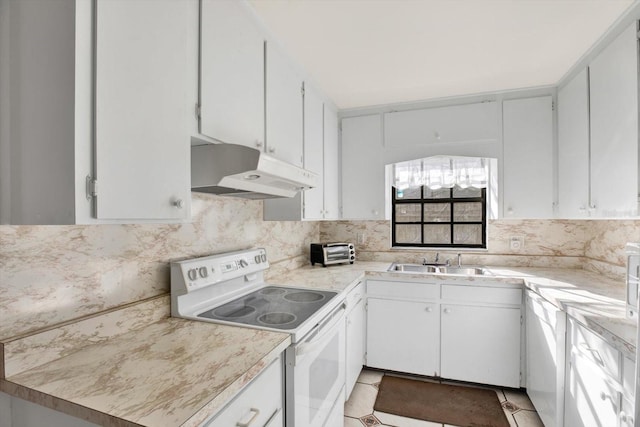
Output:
left=1, top=261, right=635, bottom=427
left=1, top=315, right=290, bottom=427
left=270, top=262, right=636, bottom=358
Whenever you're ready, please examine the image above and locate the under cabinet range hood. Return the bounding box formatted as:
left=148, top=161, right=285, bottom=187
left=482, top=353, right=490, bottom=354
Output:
left=191, top=143, right=318, bottom=199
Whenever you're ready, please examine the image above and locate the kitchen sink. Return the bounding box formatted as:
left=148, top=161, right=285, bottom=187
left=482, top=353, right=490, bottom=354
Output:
left=389, top=263, right=439, bottom=273
left=388, top=263, right=489, bottom=275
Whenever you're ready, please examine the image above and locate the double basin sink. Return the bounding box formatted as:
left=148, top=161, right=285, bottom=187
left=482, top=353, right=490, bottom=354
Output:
left=389, top=263, right=490, bottom=276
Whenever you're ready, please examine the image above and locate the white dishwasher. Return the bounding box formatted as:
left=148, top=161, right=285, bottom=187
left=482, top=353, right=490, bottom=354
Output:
left=525, top=290, right=566, bottom=427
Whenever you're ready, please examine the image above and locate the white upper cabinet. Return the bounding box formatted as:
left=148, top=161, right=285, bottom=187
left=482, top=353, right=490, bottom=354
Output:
left=589, top=22, right=638, bottom=217
left=0, top=0, right=193, bottom=224
left=557, top=68, right=590, bottom=218
left=265, top=41, right=304, bottom=167
left=323, top=103, right=340, bottom=220
left=200, top=0, right=264, bottom=149
left=95, top=0, right=190, bottom=220
left=302, top=83, right=325, bottom=220
left=341, top=115, right=385, bottom=220
left=384, top=102, right=499, bottom=147
left=502, top=96, right=554, bottom=218
left=263, top=83, right=340, bottom=221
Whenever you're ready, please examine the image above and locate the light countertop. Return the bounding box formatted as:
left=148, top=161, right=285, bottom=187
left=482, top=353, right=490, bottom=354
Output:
left=1, top=260, right=634, bottom=427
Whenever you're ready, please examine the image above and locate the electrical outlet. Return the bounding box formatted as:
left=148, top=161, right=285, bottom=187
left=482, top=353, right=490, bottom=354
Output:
left=356, top=232, right=366, bottom=245
left=510, top=236, right=524, bottom=251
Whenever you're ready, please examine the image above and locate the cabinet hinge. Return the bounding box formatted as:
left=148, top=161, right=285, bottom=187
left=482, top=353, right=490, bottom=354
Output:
left=195, top=103, right=201, bottom=120
left=85, top=175, right=97, bottom=200
left=301, top=84, right=305, bottom=96
left=363, top=352, right=367, bottom=364
left=551, top=100, right=555, bottom=111
left=520, top=315, right=523, bottom=325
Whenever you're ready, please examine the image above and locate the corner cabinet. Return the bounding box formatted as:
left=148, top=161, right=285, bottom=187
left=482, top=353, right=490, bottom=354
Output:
left=502, top=96, right=554, bottom=218
left=1, top=0, right=193, bottom=224
left=341, top=115, right=385, bottom=220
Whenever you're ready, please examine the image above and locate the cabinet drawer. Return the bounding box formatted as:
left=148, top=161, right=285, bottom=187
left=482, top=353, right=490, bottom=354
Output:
left=441, top=284, right=522, bottom=305
left=204, top=356, right=283, bottom=427
left=345, top=281, right=365, bottom=311
left=570, top=319, right=621, bottom=380
left=367, top=280, right=439, bottom=300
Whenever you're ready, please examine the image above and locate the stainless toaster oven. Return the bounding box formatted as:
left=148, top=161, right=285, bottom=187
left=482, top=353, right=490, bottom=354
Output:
left=310, top=243, right=355, bottom=267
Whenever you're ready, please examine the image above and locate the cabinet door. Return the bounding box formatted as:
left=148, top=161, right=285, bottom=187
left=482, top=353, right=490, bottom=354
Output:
left=441, top=304, right=521, bottom=387
left=341, top=115, right=385, bottom=219
left=384, top=102, right=499, bottom=146
left=589, top=22, right=638, bottom=217
left=346, top=297, right=366, bottom=400
left=95, top=0, right=190, bottom=220
left=200, top=0, right=264, bottom=149
left=265, top=41, right=303, bottom=167
left=366, top=298, right=439, bottom=376
left=302, top=83, right=325, bottom=220
left=564, top=350, right=620, bottom=427
left=502, top=96, right=554, bottom=218
left=323, top=103, right=340, bottom=220
left=558, top=68, right=590, bottom=218
left=525, top=292, right=565, bottom=427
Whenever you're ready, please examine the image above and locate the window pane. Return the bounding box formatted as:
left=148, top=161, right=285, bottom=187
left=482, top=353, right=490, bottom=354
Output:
left=395, top=204, right=421, bottom=222
left=424, top=188, right=450, bottom=199
left=423, top=224, right=451, bottom=244
left=452, top=186, right=482, bottom=198
left=395, top=224, right=421, bottom=244
left=453, top=202, right=483, bottom=222
left=453, top=224, right=483, bottom=245
left=395, top=186, right=421, bottom=200
left=424, top=203, right=450, bottom=222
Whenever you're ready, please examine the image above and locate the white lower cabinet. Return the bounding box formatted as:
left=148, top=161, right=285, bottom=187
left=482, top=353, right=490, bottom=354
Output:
left=365, top=280, right=522, bottom=387
left=563, top=318, right=626, bottom=427
left=367, top=297, right=440, bottom=376
left=441, top=303, right=522, bottom=387
left=204, top=355, right=284, bottom=427
left=525, top=290, right=566, bottom=427
left=345, top=283, right=366, bottom=400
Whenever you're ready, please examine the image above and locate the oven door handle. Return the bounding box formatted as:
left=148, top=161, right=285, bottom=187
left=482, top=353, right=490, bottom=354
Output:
left=296, top=303, right=345, bottom=358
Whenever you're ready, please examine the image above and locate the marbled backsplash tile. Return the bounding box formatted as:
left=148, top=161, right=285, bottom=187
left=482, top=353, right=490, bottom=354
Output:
left=0, top=194, right=319, bottom=341
left=320, top=219, right=640, bottom=280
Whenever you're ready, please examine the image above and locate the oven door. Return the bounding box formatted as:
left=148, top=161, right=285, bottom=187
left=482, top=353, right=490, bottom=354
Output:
left=287, top=304, right=346, bottom=427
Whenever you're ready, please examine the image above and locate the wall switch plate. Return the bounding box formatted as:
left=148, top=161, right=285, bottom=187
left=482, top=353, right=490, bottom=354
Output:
left=510, top=236, right=524, bottom=251
left=356, top=232, right=366, bottom=245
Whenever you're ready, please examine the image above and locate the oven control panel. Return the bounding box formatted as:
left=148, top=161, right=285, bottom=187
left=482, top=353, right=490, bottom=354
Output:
left=171, top=248, right=269, bottom=293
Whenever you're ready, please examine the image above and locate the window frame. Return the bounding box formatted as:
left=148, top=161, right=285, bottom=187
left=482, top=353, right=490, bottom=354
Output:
left=391, top=185, right=487, bottom=249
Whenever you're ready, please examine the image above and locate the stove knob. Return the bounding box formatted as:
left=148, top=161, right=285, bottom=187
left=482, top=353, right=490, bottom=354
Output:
left=239, top=259, right=248, bottom=268
left=187, top=268, right=198, bottom=281
left=255, top=255, right=261, bottom=264
left=261, top=254, right=267, bottom=262
left=198, top=266, right=208, bottom=278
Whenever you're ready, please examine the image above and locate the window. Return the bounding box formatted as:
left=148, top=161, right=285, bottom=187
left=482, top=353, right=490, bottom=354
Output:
left=392, top=185, right=487, bottom=248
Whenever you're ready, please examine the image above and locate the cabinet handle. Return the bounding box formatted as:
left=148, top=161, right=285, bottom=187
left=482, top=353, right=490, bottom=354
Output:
left=443, top=308, right=451, bottom=314
left=236, top=408, right=260, bottom=427
left=268, top=147, right=275, bottom=154
left=255, top=140, right=263, bottom=148
left=172, top=199, right=184, bottom=209
left=264, top=408, right=281, bottom=427
left=425, top=307, right=432, bottom=313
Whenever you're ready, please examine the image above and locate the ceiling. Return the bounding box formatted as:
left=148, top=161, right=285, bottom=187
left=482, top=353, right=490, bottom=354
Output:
left=249, top=0, right=634, bottom=110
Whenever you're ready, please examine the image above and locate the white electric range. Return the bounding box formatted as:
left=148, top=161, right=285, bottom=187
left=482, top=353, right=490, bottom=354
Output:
left=170, top=248, right=346, bottom=427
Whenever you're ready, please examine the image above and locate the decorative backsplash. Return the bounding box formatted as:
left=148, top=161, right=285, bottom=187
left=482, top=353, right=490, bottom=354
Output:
left=2, top=197, right=639, bottom=342
left=320, top=219, right=640, bottom=279
left=0, top=194, right=319, bottom=341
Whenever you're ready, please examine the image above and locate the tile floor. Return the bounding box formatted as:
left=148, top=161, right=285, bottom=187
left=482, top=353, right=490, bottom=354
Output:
left=344, top=369, right=545, bottom=427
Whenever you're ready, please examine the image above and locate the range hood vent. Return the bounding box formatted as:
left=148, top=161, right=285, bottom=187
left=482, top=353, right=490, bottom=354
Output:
left=191, top=143, right=318, bottom=199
